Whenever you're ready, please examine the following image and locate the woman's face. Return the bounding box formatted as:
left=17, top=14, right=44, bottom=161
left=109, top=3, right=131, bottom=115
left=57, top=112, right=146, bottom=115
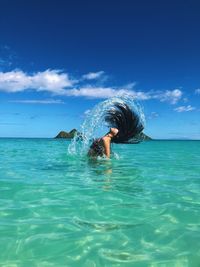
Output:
left=110, top=128, right=119, bottom=137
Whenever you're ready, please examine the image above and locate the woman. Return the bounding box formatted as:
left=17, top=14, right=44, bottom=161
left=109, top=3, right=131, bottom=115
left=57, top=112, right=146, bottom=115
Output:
left=88, top=102, right=144, bottom=158
left=87, top=127, right=119, bottom=158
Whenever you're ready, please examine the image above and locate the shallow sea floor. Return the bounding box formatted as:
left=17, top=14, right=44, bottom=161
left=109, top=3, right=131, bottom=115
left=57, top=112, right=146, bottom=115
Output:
left=0, top=139, right=200, bottom=267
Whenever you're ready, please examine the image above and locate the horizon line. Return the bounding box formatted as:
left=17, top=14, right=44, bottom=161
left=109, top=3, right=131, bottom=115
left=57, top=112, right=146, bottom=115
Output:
left=0, top=137, right=200, bottom=141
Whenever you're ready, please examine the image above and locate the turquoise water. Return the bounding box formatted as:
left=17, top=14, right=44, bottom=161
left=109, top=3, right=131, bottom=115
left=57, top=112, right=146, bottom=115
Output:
left=0, top=138, right=200, bottom=267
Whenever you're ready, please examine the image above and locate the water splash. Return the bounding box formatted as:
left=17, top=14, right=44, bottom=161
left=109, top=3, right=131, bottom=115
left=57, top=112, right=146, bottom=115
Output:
left=68, top=94, right=145, bottom=155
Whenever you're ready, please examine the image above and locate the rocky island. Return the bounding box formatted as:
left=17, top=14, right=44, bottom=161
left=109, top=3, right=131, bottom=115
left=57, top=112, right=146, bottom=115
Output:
left=55, top=129, right=77, bottom=139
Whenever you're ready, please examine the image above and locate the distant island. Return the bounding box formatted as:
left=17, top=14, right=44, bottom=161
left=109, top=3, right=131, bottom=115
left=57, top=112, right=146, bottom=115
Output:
left=55, top=129, right=78, bottom=139
left=55, top=129, right=152, bottom=141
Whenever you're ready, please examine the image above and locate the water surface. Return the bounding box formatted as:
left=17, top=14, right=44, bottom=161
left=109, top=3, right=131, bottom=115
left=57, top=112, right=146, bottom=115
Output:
left=0, top=139, right=200, bottom=266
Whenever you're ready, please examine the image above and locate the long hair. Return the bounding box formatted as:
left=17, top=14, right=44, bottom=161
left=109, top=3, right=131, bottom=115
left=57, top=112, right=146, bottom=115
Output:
left=105, top=102, right=144, bottom=143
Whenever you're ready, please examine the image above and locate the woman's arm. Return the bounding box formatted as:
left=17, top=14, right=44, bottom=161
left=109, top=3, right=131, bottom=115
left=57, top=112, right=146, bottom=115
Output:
left=103, top=137, right=111, bottom=158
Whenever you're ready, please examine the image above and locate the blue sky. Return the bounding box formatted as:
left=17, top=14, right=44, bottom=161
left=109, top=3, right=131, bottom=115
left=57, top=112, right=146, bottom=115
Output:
left=0, top=0, right=200, bottom=139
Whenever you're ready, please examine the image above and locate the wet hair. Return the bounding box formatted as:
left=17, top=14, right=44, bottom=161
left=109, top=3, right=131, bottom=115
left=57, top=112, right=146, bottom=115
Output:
left=105, top=102, right=144, bottom=143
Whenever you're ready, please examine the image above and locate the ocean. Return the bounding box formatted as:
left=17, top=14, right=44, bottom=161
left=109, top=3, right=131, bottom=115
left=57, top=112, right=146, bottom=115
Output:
left=0, top=138, right=200, bottom=266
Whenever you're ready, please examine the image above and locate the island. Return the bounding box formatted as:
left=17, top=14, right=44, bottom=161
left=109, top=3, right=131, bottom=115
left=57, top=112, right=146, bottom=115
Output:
left=55, top=129, right=78, bottom=139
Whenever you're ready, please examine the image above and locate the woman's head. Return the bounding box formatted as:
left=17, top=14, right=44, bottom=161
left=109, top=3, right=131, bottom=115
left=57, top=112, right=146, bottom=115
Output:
left=110, top=127, right=119, bottom=137
left=105, top=102, right=144, bottom=143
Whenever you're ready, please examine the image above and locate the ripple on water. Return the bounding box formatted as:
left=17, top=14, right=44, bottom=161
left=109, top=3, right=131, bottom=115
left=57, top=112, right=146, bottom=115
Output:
left=99, top=248, right=151, bottom=263
left=73, top=217, right=142, bottom=232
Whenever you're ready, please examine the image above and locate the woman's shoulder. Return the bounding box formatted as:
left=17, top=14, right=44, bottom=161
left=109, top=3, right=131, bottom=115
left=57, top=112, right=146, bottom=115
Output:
left=102, top=136, right=111, bottom=144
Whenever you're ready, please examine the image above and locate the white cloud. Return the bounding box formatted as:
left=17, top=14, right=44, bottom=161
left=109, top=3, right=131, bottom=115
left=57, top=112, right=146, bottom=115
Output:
left=174, top=105, right=196, bottom=112
left=124, top=82, right=137, bottom=89
left=84, top=109, right=91, bottom=115
left=195, top=88, right=200, bottom=94
left=0, top=69, right=75, bottom=94
left=0, top=70, right=30, bottom=92
left=0, top=69, right=184, bottom=105
left=63, top=86, right=129, bottom=98
left=148, top=112, right=159, bottom=119
left=62, top=86, right=152, bottom=99
left=153, top=89, right=182, bottom=104
left=131, top=90, right=151, bottom=100
left=9, top=99, right=65, bottom=104
left=82, top=71, right=105, bottom=80
left=61, top=86, right=182, bottom=104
